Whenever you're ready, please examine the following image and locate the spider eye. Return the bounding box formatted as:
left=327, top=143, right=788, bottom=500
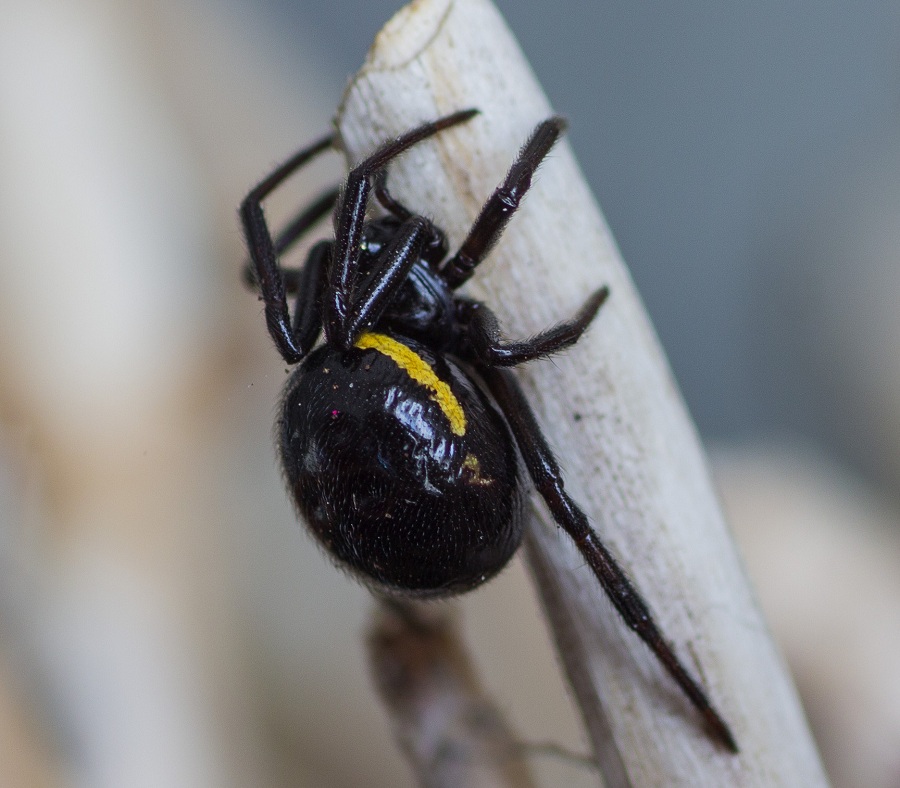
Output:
left=360, top=238, right=382, bottom=256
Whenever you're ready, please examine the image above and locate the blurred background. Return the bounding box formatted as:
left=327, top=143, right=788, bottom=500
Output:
left=1, top=0, right=899, bottom=785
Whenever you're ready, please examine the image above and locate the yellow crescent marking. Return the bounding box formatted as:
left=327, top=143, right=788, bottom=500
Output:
left=354, top=332, right=467, bottom=436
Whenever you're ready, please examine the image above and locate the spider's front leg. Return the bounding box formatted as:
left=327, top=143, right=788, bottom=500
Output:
left=242, top=188, right=340, bottom=294
left=240, top=134, right=335, bottom=363
left=441, top=116, right=567, bottom=289
left=459, top=286, right=609, bottom=367
left=242, top=187, right=339, bottom=294
left=323, top=109, right=478, bottom=349
left=335, top=217, right=434, bottom=345
left=478, top=365, right=738, bottom=753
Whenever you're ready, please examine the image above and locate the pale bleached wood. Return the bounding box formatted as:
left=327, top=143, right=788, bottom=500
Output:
left=336, top=0, right=829, bottom=784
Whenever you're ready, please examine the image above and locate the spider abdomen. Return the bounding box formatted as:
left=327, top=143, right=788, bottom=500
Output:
left=279, top=333, right=525, bottom=595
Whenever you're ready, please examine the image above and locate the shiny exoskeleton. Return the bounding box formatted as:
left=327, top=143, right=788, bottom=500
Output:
left=281, top=335, right=522, bottom=593
left=241, top=110, right=737, bottom=752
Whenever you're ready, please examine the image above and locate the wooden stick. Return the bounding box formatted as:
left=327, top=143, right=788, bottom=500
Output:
left=337, top=0, right=829, bottom=783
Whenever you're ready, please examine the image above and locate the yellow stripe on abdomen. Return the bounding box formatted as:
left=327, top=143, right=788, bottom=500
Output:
left=354, top=332, right=466, bottom=436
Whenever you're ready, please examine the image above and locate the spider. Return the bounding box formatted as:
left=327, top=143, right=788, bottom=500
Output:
left=240, top=109, right=737, bottom=753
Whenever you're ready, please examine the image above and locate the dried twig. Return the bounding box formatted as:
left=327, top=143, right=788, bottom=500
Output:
left=368, top=600, right=536, bottom=788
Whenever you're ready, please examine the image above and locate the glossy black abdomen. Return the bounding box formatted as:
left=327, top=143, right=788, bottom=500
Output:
left=279, top=334, right=524, bottom=595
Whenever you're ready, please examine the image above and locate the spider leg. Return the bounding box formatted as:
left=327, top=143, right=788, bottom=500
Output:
left=373, top=170, right=412, bottom=220
left=478, top=366, right=738, bottom=753
left=242, top=187, right=340, bottom=293
left=373, top=170, right=448, bottom=266
left=240, top=134, right=334, bottom=363
left=441, top=117, right=566, bottom=289
left=340, top=217, right=433, bottom=341
left=460, top=286, right=608, bottom=366
left=287, top=240, right=330, bottom=354
left=325, top=109, right=478, bottom=349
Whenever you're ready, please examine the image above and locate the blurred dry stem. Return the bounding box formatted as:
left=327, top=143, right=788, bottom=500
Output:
left=369, top=600, right=536, bottom=788
left=338, top=0, right=828, bottom=784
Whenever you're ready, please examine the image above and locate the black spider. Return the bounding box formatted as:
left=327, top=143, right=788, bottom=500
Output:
left=240, top=109, right=737, bottom=753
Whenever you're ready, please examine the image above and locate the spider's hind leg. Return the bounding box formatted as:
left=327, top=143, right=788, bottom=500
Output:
left=478, top=365, right=738, bottom=753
